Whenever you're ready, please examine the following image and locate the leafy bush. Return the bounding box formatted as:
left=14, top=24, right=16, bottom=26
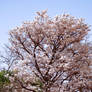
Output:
left=0, top=70, right=10, bottom=88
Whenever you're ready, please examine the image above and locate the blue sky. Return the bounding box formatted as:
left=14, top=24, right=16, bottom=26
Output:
left=0, top=0, right=92, bottom=50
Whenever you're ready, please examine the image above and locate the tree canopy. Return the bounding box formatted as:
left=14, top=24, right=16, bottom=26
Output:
left=0, top=10, right=92, bottom=92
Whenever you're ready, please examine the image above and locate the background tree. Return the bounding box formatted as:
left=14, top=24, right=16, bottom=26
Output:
left=1, top=10, right=92, bottom=92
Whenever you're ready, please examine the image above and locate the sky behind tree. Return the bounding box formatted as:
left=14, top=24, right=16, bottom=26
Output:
left=0, top=0, right=92, bottom=50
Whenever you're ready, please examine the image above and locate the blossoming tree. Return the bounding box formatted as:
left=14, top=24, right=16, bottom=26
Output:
left=2, top=10, right=92, bottom=92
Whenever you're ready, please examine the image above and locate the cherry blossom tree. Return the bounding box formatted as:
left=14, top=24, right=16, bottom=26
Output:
left=2, top=10, right=92, bottom=92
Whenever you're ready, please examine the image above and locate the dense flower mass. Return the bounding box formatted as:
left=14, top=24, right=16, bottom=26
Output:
left=0, top=10, right=92, bottom=92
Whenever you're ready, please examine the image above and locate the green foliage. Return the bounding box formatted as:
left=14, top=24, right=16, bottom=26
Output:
left=31, top=79, right=43, bottom=88
left=31, top=79, right=43, bottom=92
left=36, top=79, right=43, bottom=88
left=0, top=70, right=11, bottom=88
